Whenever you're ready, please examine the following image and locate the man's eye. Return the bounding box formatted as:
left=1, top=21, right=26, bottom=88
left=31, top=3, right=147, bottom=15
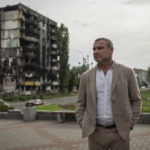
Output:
left=97, top=46, right=104, bottom=49
left=93, top=46, right=104, bottom=51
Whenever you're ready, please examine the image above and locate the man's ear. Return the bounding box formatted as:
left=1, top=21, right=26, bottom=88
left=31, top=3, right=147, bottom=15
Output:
left=110, top=47, right=114, bottom=54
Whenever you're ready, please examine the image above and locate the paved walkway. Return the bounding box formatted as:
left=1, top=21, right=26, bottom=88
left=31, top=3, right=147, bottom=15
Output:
left=0, top=119, right=150, bottom=150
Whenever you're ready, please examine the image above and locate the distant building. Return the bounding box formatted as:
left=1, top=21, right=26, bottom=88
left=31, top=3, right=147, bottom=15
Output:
left=134, top=68, right=148, bottom=87
left=0, top=3, right=59, bottom=95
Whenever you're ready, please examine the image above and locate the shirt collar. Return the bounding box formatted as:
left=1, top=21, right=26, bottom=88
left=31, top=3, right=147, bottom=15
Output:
left=97, top=61, right=114, bottom=71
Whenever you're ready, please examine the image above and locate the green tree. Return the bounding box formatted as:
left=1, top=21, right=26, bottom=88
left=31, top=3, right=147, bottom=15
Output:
left=147, top=67, right=150, bottom=83
left=141, top=81, right=148, bottom=87
left=56, top=24, right=69, bottom=93
left=68, top=70, right=76, bottom=93
left=68, top=64, right=89, bottom=91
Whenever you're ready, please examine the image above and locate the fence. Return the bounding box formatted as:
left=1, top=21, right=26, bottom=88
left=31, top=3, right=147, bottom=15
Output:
left=0, top=107, right=150, bottom=124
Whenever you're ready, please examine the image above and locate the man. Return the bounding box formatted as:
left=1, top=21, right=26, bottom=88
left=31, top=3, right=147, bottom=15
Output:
left=75, top=38, right=141, bottom=150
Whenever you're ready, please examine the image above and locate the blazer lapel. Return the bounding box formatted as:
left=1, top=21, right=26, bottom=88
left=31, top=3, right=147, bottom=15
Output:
left=89, top=66, right=97, bottom=104
left=111, top=62, right=120, bottom=94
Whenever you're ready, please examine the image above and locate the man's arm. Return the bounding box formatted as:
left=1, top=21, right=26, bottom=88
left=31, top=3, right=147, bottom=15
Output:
left=75, top=74, right=87, bottom=128
left=128, top=69, right=142, bottom=129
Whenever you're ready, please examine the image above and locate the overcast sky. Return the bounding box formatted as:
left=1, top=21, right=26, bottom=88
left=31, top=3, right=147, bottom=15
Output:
left=1, top=0, right=150, bottom=69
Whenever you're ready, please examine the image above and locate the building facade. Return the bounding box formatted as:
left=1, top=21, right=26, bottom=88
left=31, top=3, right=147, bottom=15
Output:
left=134, top=68, right=148, bottom=87
left=0, top=3, right=59, bottom=95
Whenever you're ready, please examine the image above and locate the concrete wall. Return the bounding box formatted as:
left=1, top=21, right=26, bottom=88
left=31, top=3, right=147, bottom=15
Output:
left=0, top=109, right=149, bottom=124
left=137, top=113, right=150, bottom=124
left=0, top=109, right=23, bottom=119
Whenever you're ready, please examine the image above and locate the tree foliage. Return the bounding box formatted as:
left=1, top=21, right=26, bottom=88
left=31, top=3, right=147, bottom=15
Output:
left=68, top=64, right=89, bottom=92
left=68, top=70, right=76, bottom=93
left=56, top=24, right=69, bottom=93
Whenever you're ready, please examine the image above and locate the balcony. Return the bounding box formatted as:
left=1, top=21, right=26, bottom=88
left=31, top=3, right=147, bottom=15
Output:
left=52, top=66, right=59, bottom=71
left=51, top=36, right=56, bottom=41
left=21, top=35, right=39, bottom=42
left=24, top=52, right=36, bottom=58
left=25, top=73, right=33, bottom=77
left=52, top=44, right=57, bottom=49
left=51, top=50, right=59, bottom=55
left=52, top=81, right=59, bottom=86
left=51, top=59, right=57, bottom=63
left=51, top=29, right=56, bottom=33
left=24, top=81, right=40, bottom=86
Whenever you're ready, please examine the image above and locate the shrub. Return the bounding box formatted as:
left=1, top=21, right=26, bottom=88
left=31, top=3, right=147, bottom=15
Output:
left=0, top=101, right=9, bottom=112
left=19, top=95, right=27, bottom=101
left=3, top=96, right=18, bottom=102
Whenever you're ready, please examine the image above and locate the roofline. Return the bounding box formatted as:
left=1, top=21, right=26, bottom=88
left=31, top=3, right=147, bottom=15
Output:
left=0, top=3, right=57, bottom=25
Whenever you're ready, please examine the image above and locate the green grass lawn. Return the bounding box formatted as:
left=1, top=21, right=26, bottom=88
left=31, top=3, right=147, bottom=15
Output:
left=36, top=104, right=62, bottom=111
left=36, top=90, right=150, bottom=113
left=140, top=90, right=150, bottom=113
left=36, top=103, right=76, bottom=111
left=142, top=105, right=150, bottom=113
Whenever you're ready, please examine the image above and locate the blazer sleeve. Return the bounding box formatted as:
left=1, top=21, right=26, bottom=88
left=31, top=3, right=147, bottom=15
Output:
left=128, top=69, right=142, bottom=129
left=75, top=74, right=87, bottom=128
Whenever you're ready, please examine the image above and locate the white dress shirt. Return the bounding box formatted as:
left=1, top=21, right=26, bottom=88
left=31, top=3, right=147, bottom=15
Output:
left=96, top=65, right=114, bottom=126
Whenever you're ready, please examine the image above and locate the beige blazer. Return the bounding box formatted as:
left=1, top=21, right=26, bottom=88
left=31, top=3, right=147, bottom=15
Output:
left=75, top=61, right=141, bottom=140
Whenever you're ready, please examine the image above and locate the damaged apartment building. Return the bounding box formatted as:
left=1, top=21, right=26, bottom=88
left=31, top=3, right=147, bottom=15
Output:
left=0, top=3, right=59, bottom=95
